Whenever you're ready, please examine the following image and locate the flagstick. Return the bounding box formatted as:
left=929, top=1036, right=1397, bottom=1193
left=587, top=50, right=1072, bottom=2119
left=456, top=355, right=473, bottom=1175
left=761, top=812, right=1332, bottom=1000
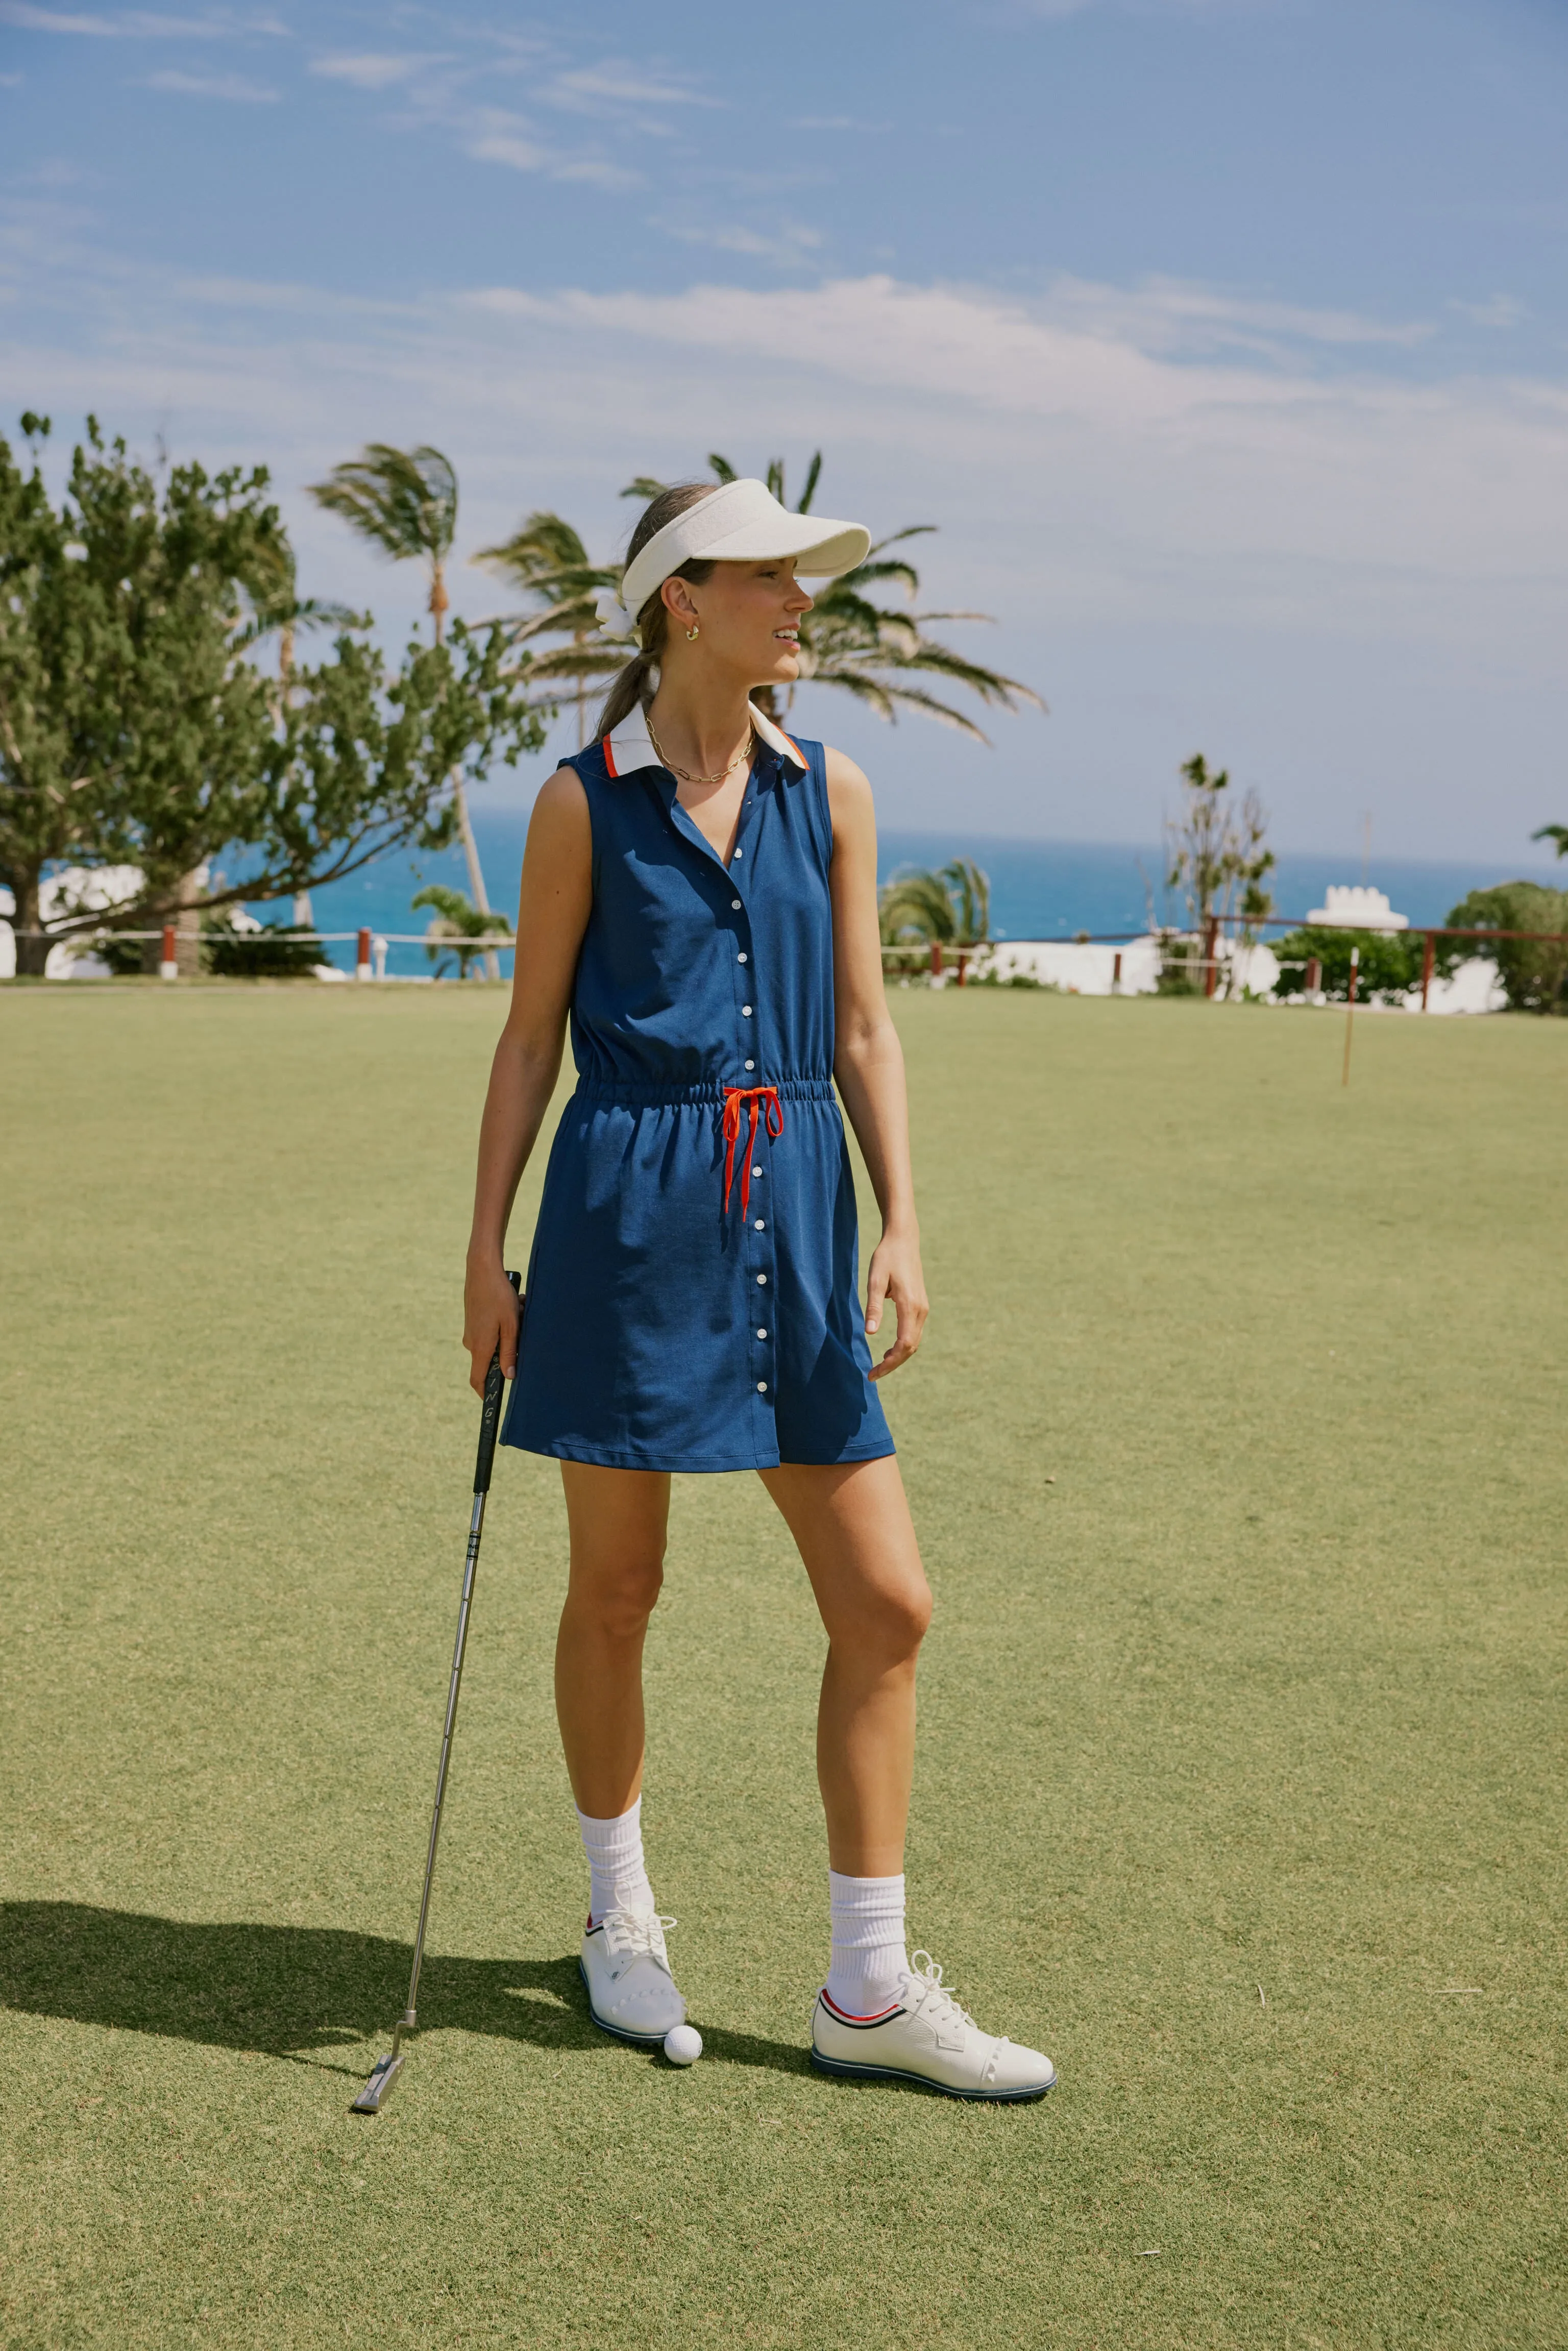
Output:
left=1341, top=945, right=1360, bottom=1088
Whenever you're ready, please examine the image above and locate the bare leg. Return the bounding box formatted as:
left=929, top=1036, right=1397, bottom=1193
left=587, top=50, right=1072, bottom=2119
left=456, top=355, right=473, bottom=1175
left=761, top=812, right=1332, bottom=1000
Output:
left=760, top=1456, right=932, bottom=1877
left=555, top=1462, right=670, bottom=1819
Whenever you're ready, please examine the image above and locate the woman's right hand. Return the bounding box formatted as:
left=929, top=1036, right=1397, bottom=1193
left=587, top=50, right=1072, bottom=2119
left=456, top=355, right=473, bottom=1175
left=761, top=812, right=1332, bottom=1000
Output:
left=463, top=1258, right=523, bottom=1395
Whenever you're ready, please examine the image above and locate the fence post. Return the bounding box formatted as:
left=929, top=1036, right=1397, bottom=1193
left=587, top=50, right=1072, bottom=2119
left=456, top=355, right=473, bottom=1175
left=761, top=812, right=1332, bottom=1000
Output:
left=1112, top=950, right=1122, bottom=993
left=929, top=940, right=944, bottom=979
left=1305, top=954, right=1320, bottom=1000
left=356, top=927, right=373, bottom=982
left=1420, top=930, right=1435, bottom=1012
left=373, top=935, right=388, bottom=982
left=1203, top=916, right=1219, bottom=998
left=160, top=924, right=178, bottom=982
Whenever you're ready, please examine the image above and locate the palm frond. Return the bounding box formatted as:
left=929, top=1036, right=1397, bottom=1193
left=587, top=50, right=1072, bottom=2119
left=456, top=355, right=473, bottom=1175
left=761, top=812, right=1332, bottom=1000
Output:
left=832, top=558, right=922, bottom=596
left=622, top=474, right=671, bottom=502
left=308, top=442, right=457, bottom=566
left=473, top=510, right=607, bottom=595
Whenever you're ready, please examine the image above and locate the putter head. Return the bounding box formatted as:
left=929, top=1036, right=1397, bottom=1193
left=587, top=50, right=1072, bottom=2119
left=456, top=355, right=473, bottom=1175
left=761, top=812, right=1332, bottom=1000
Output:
left=351, top=2051, right=404, bottom=2114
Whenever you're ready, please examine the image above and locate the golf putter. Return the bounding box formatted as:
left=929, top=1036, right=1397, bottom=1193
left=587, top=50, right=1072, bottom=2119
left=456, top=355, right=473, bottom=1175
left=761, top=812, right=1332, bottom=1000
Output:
left=353, top=1269, right=523, bottom=2114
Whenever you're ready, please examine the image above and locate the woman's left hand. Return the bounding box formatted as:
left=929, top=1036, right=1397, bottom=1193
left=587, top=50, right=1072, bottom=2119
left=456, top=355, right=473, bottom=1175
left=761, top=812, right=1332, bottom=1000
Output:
left=864, top=1229, right=928, bottom=1380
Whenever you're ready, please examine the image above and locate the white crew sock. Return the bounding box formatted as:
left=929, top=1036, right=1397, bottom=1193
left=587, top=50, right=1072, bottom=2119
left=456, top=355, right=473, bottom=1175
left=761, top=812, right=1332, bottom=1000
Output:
left=824, top=1870, right=910, bottom=2016
left=576, top=1798, right=655, bottom=1924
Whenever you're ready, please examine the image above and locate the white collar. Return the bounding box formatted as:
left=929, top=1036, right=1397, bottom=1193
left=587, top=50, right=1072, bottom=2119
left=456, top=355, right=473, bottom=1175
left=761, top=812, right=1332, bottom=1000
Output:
left=603, top=699, right=807, bottom=780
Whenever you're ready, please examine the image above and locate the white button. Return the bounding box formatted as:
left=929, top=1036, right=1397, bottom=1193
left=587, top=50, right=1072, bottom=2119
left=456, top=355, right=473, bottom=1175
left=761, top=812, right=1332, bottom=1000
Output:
left=731, top=899, right=742, bottom=910
left=751, top=1164, right=763, bottom=1178
left=757, top=1327, right=768, bottom=1339
left=741, top=1005, right=752, bottom=1017
left=744, top=1059, right=755, bottom=1071
left=754, top=1218, right=766, bottom=1231
left=733, top=847, right=743, bottom=858
left=756, top=1274, right=767, bottom=1286
left=737, top=952, right=747, bottom=964
left=757, top=1382, right=768, bottom=1393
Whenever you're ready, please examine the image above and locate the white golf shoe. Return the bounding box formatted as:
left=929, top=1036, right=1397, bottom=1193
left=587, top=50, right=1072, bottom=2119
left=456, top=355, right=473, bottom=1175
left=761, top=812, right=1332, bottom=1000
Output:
left=579, top=1907, right=687, bottom=2047
left=811, top=1950, right=1057, bottom=2102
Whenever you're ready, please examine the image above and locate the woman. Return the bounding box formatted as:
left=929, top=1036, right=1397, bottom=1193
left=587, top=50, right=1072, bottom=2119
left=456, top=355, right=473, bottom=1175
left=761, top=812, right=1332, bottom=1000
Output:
left=463, top=476, right=1054, bottom=2100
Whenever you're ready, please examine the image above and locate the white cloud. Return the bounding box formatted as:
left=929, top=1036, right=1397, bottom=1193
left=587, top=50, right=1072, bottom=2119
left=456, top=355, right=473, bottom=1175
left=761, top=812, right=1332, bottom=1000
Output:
left=657, top=219, right=824, bottom=268
left=461, top=108, right=639, bottom=189
left=1049, top=274, right=1432, bottom=358
left=0, top=4, right=285, bottom=31
left=136, top=65, right=277, bottom=99
left=789, top=115, right=886, bottom=133
left=12, top=157, right=83, bottom=184
left=310, top=54, right=431, bottom=92
left=1450, top=293, right=1525, bottom=330
left=542, top=59, right=723, bottom=116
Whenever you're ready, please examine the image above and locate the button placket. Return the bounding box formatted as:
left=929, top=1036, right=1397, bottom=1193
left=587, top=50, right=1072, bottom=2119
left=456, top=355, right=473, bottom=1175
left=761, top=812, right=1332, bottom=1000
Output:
left=721, top=767, right=777, bottom=1452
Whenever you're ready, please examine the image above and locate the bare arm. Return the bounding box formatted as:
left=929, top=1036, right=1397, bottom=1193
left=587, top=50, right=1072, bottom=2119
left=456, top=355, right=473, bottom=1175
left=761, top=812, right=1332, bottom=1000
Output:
left=462, top=765, right=593, bottom=1392
left=825, top=747, right=929, bottom=1380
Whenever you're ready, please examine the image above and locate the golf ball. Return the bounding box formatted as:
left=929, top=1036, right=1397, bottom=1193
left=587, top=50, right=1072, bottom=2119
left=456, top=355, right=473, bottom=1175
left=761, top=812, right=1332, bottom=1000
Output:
left=663, top=2024, right=702, bottom=2066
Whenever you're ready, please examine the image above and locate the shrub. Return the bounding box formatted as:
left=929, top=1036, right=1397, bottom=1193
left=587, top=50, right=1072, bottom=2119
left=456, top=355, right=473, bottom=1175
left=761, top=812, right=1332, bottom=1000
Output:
left=1269, top=926, right=1426, bottom=1006
left=204, top=917, right=324, bottom=978
left=1443, top=885, right=1568, bottom=1014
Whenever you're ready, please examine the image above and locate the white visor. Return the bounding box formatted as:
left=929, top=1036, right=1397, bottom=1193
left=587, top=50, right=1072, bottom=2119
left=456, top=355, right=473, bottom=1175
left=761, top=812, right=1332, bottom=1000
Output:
left=595, top=477, right=870, bottom=634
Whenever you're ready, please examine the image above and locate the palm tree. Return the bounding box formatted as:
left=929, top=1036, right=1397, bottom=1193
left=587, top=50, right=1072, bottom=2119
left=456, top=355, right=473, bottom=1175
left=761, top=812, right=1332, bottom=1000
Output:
left=624, top=453, right=1044, bottom=738
left=472, top=512, right=628, bottom=749
left=235, top=535, right=355, bottom=687
left=309, top=444, right=497, bottom=961
left=411, top=884, right=514, bottom=980
left=1533, top=823, right=1568, bottom=860
left=878, top=857, right=992, bottom=976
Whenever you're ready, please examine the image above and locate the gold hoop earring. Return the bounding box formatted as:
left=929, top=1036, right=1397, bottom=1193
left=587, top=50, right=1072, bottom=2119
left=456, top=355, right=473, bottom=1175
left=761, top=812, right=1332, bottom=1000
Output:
left=685, top=623, right=700, bottom=642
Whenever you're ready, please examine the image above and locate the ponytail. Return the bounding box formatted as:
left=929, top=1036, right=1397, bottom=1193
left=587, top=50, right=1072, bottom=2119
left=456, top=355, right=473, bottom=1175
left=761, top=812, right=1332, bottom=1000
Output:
left=596, top=644, right=659, bottom=739
left=594, top=481, right=720, bottom=743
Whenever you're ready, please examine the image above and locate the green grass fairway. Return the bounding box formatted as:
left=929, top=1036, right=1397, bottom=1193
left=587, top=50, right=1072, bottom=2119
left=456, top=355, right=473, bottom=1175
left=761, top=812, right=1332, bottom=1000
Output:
left=2, top=985, right=1564, bottom=2349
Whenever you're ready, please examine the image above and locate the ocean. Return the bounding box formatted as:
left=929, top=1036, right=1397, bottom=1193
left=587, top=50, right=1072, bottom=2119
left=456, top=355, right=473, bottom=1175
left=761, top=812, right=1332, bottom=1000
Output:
left=278, top=812, right=1563, bottom=979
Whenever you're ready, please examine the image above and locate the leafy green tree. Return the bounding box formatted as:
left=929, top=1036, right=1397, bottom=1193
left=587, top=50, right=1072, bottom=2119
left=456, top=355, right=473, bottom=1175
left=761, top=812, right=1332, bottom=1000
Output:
left=0, top=417, right=542, bottom=975
left=309, top=443, right=500, bottom=951
left=1444, top=883, right=1568, bottom=1013
left=411, top=883, right=514, bottom=979
left=473, top=511, right=626, bottom=749
left=624, top=453, right=1043, bottom=738
left=1532, top=823, right=1567, bottom=859
left=1268, top=925, right=1428, bottom=1005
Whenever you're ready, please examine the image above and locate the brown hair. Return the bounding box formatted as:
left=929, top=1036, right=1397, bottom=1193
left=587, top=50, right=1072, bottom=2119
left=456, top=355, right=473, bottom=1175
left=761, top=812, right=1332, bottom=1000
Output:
left=595, top=482, right=719, bottom=740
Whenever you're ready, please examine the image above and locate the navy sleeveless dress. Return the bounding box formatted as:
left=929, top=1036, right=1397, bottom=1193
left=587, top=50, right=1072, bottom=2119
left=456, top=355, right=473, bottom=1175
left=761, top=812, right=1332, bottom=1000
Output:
left=502, top=700, right=895, bottom=1474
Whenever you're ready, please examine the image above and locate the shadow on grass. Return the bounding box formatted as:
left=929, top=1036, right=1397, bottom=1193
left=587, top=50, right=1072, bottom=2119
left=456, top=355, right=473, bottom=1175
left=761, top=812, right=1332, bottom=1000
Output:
left=0, top=1903, right=810, bottom=2081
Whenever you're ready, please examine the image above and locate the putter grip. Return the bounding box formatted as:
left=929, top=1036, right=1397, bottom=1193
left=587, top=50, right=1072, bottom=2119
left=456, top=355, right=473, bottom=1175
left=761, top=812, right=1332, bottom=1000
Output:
left=473, top=1270, right=523, bottom=1496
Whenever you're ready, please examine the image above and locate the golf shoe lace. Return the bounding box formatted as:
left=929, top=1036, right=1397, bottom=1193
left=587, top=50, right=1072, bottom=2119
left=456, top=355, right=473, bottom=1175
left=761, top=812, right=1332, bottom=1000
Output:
left=599, top=1907, right=676, bottom=1976
left=908, top=1950, right=1010, bottom=2078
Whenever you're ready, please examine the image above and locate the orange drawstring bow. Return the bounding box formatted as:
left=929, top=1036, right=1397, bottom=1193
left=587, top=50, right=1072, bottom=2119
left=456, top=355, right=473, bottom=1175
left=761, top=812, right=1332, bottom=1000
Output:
left=721, top=1085, right=784, bottom=1219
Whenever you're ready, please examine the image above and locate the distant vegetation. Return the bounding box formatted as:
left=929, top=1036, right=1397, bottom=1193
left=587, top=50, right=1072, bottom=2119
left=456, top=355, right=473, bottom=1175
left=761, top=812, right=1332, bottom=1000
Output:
left=0, top=415, right=542, bottom=975
left=878, top=856, right=991, bottom=952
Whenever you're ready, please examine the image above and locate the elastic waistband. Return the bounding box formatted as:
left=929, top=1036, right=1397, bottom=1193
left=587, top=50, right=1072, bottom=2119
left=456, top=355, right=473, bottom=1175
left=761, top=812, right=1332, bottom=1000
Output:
left=574, top=1073, right=835, bottom=1108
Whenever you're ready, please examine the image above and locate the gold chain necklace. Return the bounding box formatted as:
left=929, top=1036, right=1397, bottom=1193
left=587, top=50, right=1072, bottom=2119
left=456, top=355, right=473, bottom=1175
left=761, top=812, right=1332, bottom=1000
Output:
left=646, top=714, right=754, bottom=788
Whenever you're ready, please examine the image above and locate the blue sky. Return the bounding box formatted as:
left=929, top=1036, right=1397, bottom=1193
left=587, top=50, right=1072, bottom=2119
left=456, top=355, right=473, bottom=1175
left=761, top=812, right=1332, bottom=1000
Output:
left=4, top=0, right=1567, bottom=866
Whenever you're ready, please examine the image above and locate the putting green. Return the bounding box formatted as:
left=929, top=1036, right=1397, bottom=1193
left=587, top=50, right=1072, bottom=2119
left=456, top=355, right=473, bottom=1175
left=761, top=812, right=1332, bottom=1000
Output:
left=1, top=983, right=1563, bottom=2348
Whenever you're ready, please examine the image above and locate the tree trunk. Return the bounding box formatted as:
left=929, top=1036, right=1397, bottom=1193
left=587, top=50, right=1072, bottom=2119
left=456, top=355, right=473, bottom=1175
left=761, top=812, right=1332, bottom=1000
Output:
left=176, top=863, right=207, bottom=977
left=451, top=776, right=500, bottom=982
left=11, top=867, right=50, bottom=977
left=432, top=567, right=498, bottom=981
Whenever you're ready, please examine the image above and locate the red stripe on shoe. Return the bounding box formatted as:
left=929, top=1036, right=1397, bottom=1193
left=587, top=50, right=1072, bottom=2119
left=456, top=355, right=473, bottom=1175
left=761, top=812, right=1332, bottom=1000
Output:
left=820, top=1989, right=904, bottom=2024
